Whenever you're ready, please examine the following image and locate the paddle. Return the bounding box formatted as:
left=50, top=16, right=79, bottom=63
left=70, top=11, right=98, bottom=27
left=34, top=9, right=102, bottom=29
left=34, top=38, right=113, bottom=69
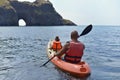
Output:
left=40, top=24, right=93, bottom=67
left=79, top=24, right=92, bottom=36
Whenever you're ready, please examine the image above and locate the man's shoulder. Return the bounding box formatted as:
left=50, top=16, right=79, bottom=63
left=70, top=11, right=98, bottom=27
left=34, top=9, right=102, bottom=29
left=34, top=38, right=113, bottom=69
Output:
left=64, top=41, right=70, bottom=47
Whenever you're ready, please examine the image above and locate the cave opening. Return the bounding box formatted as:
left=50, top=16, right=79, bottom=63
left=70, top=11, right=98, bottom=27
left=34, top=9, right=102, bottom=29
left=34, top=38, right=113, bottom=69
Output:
left=18, top=19, right=26, bottom=26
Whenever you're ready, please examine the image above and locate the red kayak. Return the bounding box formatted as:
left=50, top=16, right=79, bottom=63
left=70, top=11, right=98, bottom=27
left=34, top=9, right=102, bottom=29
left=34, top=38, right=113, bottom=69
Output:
left=47, top=40, right=91, bottom=78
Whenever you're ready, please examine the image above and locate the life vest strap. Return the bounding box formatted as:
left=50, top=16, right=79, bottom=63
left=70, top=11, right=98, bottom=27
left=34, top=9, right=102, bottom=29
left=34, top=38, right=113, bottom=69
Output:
left=64, top=54, right=81, bottom=63
left=65, top=54, right=81, bottom=58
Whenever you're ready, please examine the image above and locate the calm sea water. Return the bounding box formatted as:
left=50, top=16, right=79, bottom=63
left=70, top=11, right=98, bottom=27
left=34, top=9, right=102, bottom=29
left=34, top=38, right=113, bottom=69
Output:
left=0, top=25, right=120, bottom=80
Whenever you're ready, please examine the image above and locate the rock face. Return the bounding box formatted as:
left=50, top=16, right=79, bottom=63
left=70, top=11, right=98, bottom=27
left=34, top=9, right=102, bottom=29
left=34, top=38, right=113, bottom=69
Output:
left=0, top=0, right=76, bottom=26
left=0, top=0, right=18, bottom=26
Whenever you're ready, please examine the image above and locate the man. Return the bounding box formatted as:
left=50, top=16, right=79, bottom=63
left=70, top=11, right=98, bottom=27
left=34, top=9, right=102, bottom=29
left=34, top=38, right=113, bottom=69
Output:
left=57, top=30, right=85, bottom=63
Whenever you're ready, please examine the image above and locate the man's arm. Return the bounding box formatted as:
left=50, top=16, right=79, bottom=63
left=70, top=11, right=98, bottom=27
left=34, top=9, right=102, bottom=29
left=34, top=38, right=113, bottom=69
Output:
left=56, top=42, right=70, bottom=57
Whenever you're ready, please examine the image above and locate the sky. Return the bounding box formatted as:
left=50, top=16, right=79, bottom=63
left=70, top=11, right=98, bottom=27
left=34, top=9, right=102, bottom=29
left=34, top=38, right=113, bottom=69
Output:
left=18, top=0, right=120, bottom=25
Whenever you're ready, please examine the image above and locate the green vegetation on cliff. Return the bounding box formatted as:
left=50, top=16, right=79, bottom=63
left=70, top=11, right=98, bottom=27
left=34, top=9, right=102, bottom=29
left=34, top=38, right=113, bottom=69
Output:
left=0, top=0, right=9, bottom=6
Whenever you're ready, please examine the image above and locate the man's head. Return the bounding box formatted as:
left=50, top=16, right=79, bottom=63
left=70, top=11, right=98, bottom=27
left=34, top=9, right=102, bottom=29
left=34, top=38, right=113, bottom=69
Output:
left=71, top=30, right=79, bottom=39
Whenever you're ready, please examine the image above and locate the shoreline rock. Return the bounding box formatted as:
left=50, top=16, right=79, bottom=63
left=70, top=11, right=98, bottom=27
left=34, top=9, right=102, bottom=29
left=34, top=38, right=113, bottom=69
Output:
left=0, top=0, right=76, bottom=26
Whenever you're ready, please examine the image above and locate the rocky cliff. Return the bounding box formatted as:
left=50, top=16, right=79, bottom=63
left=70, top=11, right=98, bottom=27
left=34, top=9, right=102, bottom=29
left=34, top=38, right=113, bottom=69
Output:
left=0, top=0, right=18, bottom=26
left=0, top=0, right=76, bottom=26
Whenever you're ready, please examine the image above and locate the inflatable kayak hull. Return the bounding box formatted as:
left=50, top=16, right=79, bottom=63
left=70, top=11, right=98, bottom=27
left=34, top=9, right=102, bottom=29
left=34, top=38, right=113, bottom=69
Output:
left=47, top=40, right=91, bottom=78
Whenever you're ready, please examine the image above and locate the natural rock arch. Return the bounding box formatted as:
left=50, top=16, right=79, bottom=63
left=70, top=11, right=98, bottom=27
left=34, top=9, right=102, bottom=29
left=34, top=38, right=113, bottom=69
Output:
left=0, top=0, right=76, bottom=26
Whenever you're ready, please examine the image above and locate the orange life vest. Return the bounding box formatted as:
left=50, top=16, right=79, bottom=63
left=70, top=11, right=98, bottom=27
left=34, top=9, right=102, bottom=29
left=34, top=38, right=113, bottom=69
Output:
left=64, top=41, right=84, bottom=63
left=52, top=41, right=62, bottom=51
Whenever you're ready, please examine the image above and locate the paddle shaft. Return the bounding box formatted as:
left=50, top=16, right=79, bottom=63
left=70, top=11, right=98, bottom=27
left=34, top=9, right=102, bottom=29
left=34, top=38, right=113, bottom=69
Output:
left=40, top=24, right=93, bottom=67
left=40, top=55, right=55, bottom=67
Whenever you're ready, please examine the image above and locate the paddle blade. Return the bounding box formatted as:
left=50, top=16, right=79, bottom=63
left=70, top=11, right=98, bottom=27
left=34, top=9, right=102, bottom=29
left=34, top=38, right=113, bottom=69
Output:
left=80, top=24, right=93, bottom=36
